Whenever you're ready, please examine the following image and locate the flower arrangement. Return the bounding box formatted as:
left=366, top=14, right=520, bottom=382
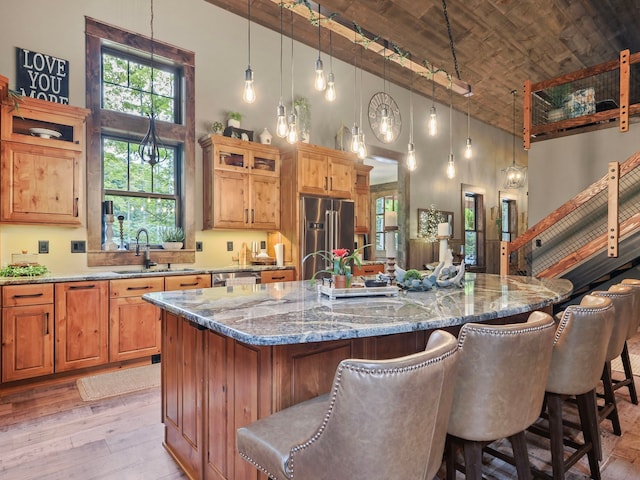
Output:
left=302, top=245, right=369, bottom=286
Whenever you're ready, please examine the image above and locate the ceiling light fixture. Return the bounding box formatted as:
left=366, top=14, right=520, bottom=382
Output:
left=428, top=74, right=437, bottom=137
left=407, top=55, right=416, bottom=172
left=138, top=0, right=165, bottom=167
left=286, top=10, right=298, bottom=144
left=464, top=86, right=473, bottom=159
left=446, top=85, right=455, bottom=179
left=503, top=89, right=527, bottom=189
left=325, top=31, right=336, bottom=102
left=313, top=4, right=326, bottom=91
left=275, top=4, right=287, bottom=138
left=242, top=0, right=256, bottom=103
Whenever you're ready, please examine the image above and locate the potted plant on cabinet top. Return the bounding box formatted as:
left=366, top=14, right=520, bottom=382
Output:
left=227, top=111, right=242, bottom=128
left=161, top=226, right=185, bottom=250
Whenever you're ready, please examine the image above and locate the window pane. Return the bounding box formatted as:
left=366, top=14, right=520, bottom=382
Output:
left=375, top=197, right=384, bottom=214
left=376, top=232, right=384, bottom=251
left=464, top=194, right=475, bottom=230
left=105, top=194, right=176, bottom=245
left=103, top=138, right=130, bottom=191
left=465, top=231, right=477, bottom=265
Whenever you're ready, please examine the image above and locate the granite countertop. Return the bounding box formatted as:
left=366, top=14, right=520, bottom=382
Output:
left=0, top=264, right=294, bottom=286
left=142, top=273, right=573, bottom=346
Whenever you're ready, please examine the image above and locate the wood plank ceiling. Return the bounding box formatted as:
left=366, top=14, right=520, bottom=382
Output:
left=205, top=0, right=640, bottom=136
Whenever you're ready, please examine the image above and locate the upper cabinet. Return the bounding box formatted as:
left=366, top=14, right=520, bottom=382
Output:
left=354, top=164, right=373, bottom=234
left=200, top=135, right=280, bottom=230
left=288, top=144, right=355, bottom=199
left=0, top=96, right=89, bottom=225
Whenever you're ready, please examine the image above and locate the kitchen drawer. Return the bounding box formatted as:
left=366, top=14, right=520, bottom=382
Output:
left=110, top=277, right=165, bottom=298
left=260, top=269, right=295, bottom=283
left=164, top=274, right=212, bottom=291
left=2, top=283, right=54, bottom=307
left=352, top=263, right=385, bottom=277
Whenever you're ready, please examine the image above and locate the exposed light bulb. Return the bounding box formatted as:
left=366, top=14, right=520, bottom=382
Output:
left=242, top=66, right=256, bottom=103
left=379, top=105, right=390, bottom=135
left=465, top=137, right=473, bottom=159
left=276, top=100, right=287, bottom=138
left=325, top=73, right=336, bottom=101
left=407, top=142, right=416, bottom=171
left=429, top=106, right=437, bottom=136
left=314, top=58, right=326, bottom=91
left=286, top=112, right=298, bottom=144
left=384, top=127, right=393, bottom=143
left=357, top=133, right=367, bottom=159
left=351, top=124, right=360, bottom=153
left=446, top=153, right=456, bottom=179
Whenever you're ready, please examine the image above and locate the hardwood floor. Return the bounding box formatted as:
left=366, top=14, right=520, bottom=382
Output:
left=2, top=347, right=640, bottom=479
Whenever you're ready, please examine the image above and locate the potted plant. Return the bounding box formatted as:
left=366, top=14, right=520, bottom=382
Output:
left=302, top=245, right=369, bottom=288
left=161, top=226, right=185, bottom=250
left=227, top=111, right=242, bottom=128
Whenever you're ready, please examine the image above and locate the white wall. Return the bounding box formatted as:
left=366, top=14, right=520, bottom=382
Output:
left=528, top=125, right=640, bottom=224
left=0, top=0, right=526, bottom=272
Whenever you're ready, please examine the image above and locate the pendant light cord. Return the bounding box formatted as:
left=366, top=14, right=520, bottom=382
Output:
left=512, top=89, right=517, bottom=166
left=279, top=4, right=283, bottom=99
left=353, top=31, right=357, bottom=123
left=449, top=87, right=453, bottom=154
left=290, top=10, right=294, bottom=104
left=409, top=55, right=413, bottom=143
left=247, top=0, right=251, bottom=66
left=150, top=0, right=155, bottom=113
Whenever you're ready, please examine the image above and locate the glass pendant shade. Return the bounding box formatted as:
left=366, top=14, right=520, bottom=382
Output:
left=276, top=100, right=288, bottom=137
left=325, top=73, right=336, bottom=101
left=314, top=58, right=326, bottom=91
left=407, top=142, right=417, bottom=172
left=357, top=133, right=367, bottom=159
left=428, top=107, right=437, bottom=136
left=243, top=66, right=256, bottom=103
left=379, top=105, right=390, bottom=135
left=503, top=165, right=527, bottom=189
left=286, top=112, right=298, bottom=144
left=446, top=153, right=456, bottom=179
left=464, top=137, right=473, bottom=159
left=350, top=124, right=361, bottom=153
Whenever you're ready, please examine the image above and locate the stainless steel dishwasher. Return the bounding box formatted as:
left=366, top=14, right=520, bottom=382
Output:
left=212, top=271, right=261, bottom=287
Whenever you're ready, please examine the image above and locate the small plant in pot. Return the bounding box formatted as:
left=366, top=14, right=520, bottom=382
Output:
left=227, top=111, right=242, bottom=128
left=161, top=226, right=185, bottom=250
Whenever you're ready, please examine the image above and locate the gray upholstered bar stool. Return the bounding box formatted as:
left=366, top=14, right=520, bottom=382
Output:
left=592, top=285, right=635, bottom=436
left=613, top=278, right=640, bottom=403
left=528, top=294, right=615, bottom=480
left=445, top=311, right=556, bottom=480
left=236, top=330, right=459, bottom=480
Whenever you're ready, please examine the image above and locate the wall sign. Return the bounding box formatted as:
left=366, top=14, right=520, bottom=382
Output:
left=15, top=47, right=69, bottom=104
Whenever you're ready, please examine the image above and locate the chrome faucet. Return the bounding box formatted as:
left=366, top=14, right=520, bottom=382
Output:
left=135, top=228, right=157, bottom=269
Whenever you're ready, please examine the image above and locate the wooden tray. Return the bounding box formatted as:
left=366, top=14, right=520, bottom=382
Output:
left=318, top=284, right=399, bottom=300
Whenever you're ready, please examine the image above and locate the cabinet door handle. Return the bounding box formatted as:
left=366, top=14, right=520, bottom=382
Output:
left=13, top=293, right=44, bottom=299
left=251, top=209, right=255, bottom=224
left=330, top=177, right=333, bottom=190
left=324, top=176, right=328, bottom=190
left=245, top=209, right=249, bottom=223
left=74, top=197, right=79, bottom=217
left=69, top=284, right=96, bottom=290
left=43, top=312, right=49, bottom=335
left=126, top=286, right=152, bottom=291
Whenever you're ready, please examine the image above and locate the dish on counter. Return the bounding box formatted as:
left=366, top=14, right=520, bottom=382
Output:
left=29, top=127, right=62, bottom=139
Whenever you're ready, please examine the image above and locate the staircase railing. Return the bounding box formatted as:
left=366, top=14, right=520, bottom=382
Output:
left=500, top=151, right=640, bottom=278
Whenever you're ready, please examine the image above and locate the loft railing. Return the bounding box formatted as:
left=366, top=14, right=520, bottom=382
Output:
left=524, top=49, right=640, bottom=149
left=500, top=151, right=640, bottom=278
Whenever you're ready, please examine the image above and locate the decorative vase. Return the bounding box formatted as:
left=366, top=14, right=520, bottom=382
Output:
left=332, top=274, right=348, bottom=289
left=228, top=118, right=240, bottom=128
left=162, top=242, right=183, bottom=250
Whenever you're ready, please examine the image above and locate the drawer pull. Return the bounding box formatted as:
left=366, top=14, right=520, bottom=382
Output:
left=363, top=269, right=375, bottom=274
left=179, top=282, right=199, bottom=287
left=270, top=275, right=286, bottom=280
left=69, top=285, right=96, bottom=290
left=126, top=286, right=152, bottom=291
left=13, top=293, right=44, bottom=299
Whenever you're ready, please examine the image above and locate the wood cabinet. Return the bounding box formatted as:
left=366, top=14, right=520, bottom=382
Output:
left=1, top=284, right=54, bottom=382
left=0, top=97, right=89, bottom=225
left=200, top=135, right=280, bottom=230
left=109, top=277, right=164, bottom=362
left=55, top=281, right=109, bottom=372
left=260, top=269, right=295, bottom=284
left=290, top=144, right=355, bottom=198
left=354, top=164, right=373, bottom=234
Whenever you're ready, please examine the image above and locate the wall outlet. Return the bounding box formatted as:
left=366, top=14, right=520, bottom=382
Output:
left=151, top=354, right=161, bottom=364
left=71, top=240, right=86, bottom=253
left=38, top=240, right=49, bottom=254
left=227, top=241, right=233, bottom=251
left=196, top=241, right=203, bottom=252
left=260, top=240, right=266, bottom=249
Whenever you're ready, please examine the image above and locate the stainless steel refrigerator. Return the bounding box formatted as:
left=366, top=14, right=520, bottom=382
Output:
left=301, top=196, right=355, bottom=280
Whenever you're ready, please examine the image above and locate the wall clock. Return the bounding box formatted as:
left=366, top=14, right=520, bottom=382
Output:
left=368, top=92, right=402, bottom=143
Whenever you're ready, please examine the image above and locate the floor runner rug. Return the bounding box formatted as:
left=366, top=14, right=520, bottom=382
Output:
left=76, top=363, right=160, bottom=401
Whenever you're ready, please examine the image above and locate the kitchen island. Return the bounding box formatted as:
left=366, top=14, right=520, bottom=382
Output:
left=143, top=273, right=572, bottom=480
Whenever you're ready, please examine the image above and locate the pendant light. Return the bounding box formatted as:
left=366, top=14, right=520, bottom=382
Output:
left=242, top=0, right=256, bottom=103
left=325, top=31, right=336, bottom=102
left=446, top=85, right=455, bottom=179
left=138, top=0, right=165, bottom=167
left=378, top=43, right=391, bottom=140
left=357, top=44, right=367, bottom=160
left=428, top=73, right=437, bottom=137
left=350, top=31, right=361, bottom=153
left=503, top=89, right=527, bottom=189
left=407, top=56, right=417, bottom=172
left=313, top=4, right=326, bottom=91
left=464, top=86, right=473, bottom=159
left=286, top=10, right=298, bottom=144
left=275, top=4, right=287, bottom=138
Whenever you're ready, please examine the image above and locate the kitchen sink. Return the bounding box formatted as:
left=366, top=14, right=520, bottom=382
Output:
left=113, top=268, right=196, bottom=275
